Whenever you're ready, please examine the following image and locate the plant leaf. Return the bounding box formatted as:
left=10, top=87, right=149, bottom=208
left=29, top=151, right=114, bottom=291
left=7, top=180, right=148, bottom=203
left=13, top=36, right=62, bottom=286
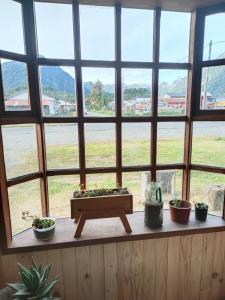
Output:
left=8, top=283, right=26, bottom=291
left=28, top=278, right=59, bottom=300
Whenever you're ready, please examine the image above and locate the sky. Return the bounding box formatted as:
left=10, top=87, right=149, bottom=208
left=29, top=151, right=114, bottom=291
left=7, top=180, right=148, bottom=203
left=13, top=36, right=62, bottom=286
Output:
left=0, top=0, right=224, bottom=85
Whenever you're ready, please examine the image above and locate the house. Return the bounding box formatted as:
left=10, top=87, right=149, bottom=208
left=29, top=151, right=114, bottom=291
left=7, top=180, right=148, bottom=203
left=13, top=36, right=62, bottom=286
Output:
left=162, top=93, right=186, bottom=108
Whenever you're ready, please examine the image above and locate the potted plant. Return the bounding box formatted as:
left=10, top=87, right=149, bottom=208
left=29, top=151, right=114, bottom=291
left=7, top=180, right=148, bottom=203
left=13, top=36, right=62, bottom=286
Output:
left=169, top=199, right=191, bottom=224
left=22, top=211, right=55, bottom=241
left=71, top=187, right=133, bottom=237
left=8, top=258, right=59, bottom=299
left=195, top=202, right=208, bottom=221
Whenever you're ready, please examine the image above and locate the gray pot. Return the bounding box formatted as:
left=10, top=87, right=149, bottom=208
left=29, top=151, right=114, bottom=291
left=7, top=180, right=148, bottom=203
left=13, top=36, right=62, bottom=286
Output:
left=33, top=218, right=55, bottom=241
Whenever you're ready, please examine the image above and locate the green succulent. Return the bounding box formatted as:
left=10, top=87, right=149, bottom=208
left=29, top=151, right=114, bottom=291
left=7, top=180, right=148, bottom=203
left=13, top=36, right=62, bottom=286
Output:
left=195, top=202, right=208, bottom=209
left=8, top=258, right=59, bottom=300
left=73, top=187, right=129, bottom=198
left=171, top=199, right=182, bottom=208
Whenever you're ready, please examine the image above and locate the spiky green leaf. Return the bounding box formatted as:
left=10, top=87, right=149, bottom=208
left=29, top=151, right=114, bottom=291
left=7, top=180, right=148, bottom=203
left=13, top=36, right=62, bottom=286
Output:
left=8, top=283, right=26, bottom=291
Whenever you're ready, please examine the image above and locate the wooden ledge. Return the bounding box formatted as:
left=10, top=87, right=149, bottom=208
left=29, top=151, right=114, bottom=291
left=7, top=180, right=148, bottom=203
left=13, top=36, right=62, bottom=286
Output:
left=5, top=210, right=225, bottom=254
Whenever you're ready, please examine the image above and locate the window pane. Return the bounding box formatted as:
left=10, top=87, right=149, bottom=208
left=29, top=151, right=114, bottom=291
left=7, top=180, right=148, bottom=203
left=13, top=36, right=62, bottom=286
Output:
left=86, top=173, right=116, bottom=189
left=2, top=125, right=39, bottom=179
left=80, top=5, right=115, bottom=60
left=85, top=123, right=115, bottom=168
left=158, top=69, right=188, bottom=116
left=1, top=59, right=30, bottom=111
left=192, top=122, right=225, bottom=167
left=82, top=67, right=115, bottom=117
left=0, top=0, right=25, bottom=54
left=48, top=176, right=80, bottom=218
left=35, top=3, right=74, bottom=59
left=160, top=11, right=190, bottom=62
left=122, top=69, right=152, bottom=116
left=157, top=122, right=185, bottom=164
left=190, top=171, right=225, bottom=216
left=9, top=180, right=42, bottom=235
left=156, top=169, right=183, bottom=208
left=200, top=66, right=225, bottom=110
left=39, top=66, right=76, bottom=117
left=45, top=124, right=79, bottom=169
left=122, top=123, right=151, bottom=166
left=204, top=13, right=225, bottom=61
left=123, top=172, right=145, bottom=211
left=122, top=8, right=153, bottom=62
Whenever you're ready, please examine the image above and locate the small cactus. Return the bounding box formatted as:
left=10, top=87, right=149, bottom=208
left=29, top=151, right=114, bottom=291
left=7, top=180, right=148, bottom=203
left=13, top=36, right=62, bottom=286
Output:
left=73, top=187, right=129, bottom=198
left=8, top=258, right=59, bottom=299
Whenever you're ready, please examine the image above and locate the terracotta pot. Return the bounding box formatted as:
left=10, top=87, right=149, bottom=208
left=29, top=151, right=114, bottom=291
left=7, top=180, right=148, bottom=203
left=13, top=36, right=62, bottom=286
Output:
left=169, top=200, right=191, bottom=224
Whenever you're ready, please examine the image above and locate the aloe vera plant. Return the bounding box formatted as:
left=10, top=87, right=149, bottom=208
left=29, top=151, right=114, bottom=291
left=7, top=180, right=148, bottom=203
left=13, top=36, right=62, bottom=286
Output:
left=8, top=258, right=59, bottom=299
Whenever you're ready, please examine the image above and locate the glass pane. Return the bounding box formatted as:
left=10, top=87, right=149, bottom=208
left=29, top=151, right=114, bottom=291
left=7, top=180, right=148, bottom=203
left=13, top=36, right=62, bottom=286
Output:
left=200, top=66, right=225, bottom=110
left=2, top=125, right=39, bottom=179
left=160, top=11, right=190, bottom=62
left=0, top=0, right=25, bottom=54
left=80, top=5, right=115, bottom=60
left=122, top=123, right=151, bottom=166
left=82, top=67, right=115, bottom=117
left=45, top=124, right=79, bottom=169
left=158, top=69, right=188, bottom=116
left=123, top=172, right=146, bottom=211
left=1, top=59, right=30, bottom=111
left=39, top=66, right=76, bottom=117
left=122, top=8, right=153, bottom=62
left=122, top=68, right=152, bottom=116
left=192, top=122, right=225, bottom=167
left=157, top=122, right=185, bottom=164
left=85, top=123, right=116, bottom=168
left=190, top=171, right=225, bottom=216
left=86, top=173, right=116, bottom=190
left=48, top=176, right=80, bottom=218
left=9, top=180, right=42, bottom=235
left=156, top=169, right=183, bottom=208
left=35, top=3, right=74, bottom=58
left=204, top=13, right=225, bottom=61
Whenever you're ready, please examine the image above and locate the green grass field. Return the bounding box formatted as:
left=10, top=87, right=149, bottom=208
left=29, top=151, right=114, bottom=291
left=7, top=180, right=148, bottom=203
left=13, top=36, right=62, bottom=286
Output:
left=8, top=136, right=225, bottom=235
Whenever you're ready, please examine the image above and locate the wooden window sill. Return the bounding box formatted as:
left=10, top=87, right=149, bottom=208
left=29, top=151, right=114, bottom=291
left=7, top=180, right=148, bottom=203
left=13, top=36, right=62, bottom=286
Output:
left=4, top=210, right=225, bottom=254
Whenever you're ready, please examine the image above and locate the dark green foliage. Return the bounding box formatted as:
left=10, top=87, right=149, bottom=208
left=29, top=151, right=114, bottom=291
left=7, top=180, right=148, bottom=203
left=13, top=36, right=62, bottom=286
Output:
left=8, top=258, right=59, bottom=300
left=73, top=187, right=129, bottom=198
left=22, top=211, right=55, bottom=229
left=170, top=199, right=182, bottom=208
left=195, top=202, right=208, bottom=209
left=123, top=88, right=151, bottom=100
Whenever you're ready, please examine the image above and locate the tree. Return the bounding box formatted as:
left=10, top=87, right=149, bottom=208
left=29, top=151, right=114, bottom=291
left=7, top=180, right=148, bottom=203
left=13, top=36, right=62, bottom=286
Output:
left=88, top=80, right=104, bottom=110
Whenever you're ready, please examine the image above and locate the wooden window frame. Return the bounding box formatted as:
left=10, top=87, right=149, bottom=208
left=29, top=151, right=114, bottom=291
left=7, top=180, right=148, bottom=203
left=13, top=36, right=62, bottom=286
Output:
left=0, top=0, right=225, bottom=252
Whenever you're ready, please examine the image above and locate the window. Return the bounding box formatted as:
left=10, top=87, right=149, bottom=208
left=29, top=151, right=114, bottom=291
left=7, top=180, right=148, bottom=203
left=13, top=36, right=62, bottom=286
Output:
left=122, top=69, right=152, bottom=116
left=1, top=59, right=30, bottom=111
left=0, top=0, right=25, bottom=54
left=160, top=11, right=191, bottom=62
left=1, top=2, right=225, bottom=245
left=2, top=125, right=39, bottom=179
left=39, top=66, right=77, bottom=117
left=35, top=3, right=74, bottom=59
left=80, top=5, right=115, bottom=61
left=82, top=67, right=115, bottom=117
left=122, top=8, right=153, bottom=62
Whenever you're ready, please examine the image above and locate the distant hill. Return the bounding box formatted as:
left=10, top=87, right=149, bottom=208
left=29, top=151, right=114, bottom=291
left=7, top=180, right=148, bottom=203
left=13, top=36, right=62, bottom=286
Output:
left=2, top=56, right=225, bottom=101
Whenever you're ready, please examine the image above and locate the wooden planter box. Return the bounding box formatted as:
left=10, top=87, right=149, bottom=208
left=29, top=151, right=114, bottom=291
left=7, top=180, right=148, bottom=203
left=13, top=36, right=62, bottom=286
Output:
left=71, top=189, right=133, bottom=238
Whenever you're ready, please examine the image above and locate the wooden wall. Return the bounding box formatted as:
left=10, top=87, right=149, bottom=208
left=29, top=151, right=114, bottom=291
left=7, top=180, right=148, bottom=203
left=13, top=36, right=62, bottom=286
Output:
left=1, top=232, right=225, bottom=300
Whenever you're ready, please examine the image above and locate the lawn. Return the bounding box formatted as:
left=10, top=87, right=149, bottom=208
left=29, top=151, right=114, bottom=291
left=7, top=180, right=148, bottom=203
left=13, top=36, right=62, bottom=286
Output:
left=7, top=136, right=225, bottom=235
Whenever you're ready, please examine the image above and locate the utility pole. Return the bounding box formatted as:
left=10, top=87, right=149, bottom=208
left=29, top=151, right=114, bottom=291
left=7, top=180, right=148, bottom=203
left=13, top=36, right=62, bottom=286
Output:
left=203, top=40, right=212, bottom=109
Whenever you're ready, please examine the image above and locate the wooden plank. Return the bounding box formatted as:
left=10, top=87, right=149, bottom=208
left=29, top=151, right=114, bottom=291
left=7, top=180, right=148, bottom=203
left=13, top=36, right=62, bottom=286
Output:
left=104, top=243, right=118, bottom=300
left=117, top=241, right=132, bottom=300
left=178, top=235, right=192, bottom=300
left=47, top=249, right=64, bottom=299
left=61, top=247, right=78, bottom=300
left=154, top=238, right=168, bottom=300
left=76, top=246, right=92, bottom=300
left=1, top=254, right=18, bottom=284
left=142, top=239, right=155, bottom=300
left=0, top=254, right=4, bottom=288
left=209, top=232, right=225, bottom=300
left=166, top=236, right=180, bottom=300
left=199, top=233, right=216, bottom=300
left=90, top=245, right=105, bottom=300
left=189, top=234, right=204, bottom=300
left=131, top=240, right=143, bottom=300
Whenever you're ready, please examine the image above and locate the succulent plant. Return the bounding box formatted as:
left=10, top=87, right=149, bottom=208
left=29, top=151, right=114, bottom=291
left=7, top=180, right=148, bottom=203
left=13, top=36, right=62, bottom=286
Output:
left=22, top=211, right=55, bottom=229
left=171, top=199, right=182, bottom=208
left=195, top=202, right=208, bottom=209
left=73, top=187, right=129, bottom=198
left=8, top=258, right=59, bottom=299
